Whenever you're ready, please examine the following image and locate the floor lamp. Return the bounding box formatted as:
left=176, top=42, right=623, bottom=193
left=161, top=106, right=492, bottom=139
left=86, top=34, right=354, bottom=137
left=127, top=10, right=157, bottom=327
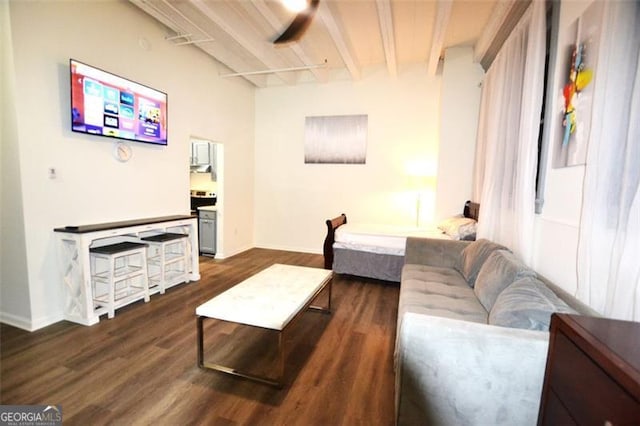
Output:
left=408, top=175, right=434, bottom=228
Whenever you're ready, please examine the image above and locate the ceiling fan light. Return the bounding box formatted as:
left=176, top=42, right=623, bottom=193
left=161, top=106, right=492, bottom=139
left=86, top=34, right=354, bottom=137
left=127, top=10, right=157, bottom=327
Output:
left=282, top=0, right=308, bottom=13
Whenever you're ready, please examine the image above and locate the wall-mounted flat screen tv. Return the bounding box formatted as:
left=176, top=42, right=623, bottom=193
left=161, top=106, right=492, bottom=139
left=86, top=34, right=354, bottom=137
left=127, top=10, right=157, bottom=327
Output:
left=70, top=59, right=168, bottom=145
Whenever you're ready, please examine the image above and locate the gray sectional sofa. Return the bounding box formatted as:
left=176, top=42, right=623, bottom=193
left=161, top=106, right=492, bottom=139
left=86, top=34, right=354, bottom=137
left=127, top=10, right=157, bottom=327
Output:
left=394, top=237, right=598, bottom=426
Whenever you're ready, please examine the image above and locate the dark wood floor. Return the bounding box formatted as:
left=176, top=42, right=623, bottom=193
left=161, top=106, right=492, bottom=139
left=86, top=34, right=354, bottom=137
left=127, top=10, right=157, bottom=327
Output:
left=0, top=248, right=399, bottom=425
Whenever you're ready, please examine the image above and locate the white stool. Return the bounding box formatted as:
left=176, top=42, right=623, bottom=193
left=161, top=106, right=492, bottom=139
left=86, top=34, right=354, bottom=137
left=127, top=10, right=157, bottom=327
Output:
left=141, top=233, right=189, bottom=294
left=90, top=241, right=150, bottom=319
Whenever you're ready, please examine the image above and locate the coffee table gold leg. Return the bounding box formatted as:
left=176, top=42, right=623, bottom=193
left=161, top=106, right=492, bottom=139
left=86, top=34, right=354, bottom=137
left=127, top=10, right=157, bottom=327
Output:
left=197, top=316, right=283, bottom=388
left=278, top=330, right=285, bottom=386
left=309, top=278, right=332, bottom=314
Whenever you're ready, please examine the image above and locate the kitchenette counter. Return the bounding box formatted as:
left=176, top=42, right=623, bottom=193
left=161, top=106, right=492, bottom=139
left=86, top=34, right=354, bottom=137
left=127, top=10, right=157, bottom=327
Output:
left=198, top=205, right=217, bottom=212
left=54, top=215, right=199, bottom=326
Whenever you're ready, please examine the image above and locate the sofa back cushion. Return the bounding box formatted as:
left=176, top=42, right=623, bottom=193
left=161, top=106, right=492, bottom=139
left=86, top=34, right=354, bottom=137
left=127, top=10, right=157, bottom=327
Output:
left=489, top=276, right=577, bottom=330
left=474, top=250, right=536, bottom=311
left=455, top=239, right=507, bottom=287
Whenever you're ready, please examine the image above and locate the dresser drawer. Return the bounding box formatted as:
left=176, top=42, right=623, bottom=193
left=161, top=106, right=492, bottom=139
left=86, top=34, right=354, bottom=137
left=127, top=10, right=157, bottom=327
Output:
left=539, top=389, right=577, bottom=425
left=547, top=332, right=640, bottom=425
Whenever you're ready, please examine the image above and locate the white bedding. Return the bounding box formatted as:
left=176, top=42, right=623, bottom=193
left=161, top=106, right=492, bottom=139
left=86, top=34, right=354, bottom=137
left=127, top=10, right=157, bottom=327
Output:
left=333, top=223, right=449, bottom=256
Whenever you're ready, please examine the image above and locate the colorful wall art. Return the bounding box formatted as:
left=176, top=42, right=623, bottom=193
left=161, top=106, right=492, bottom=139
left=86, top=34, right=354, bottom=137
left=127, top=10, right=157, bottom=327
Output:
left=553, top=1, right=602, bottom=168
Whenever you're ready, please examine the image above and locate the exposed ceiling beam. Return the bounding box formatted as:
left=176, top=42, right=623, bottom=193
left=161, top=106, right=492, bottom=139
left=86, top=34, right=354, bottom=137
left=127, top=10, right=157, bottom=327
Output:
left=131, top=0, right=182, bottom=33
left=159, top=0, right=215, bottom=45
left=427, top=0, right=453, bottom=76
left=375, top=0, right=397, bottom=77
left=474, top=0, right=532, bottom=70
left=249, top=0, right=329, bottom=84
left=317, top=1, right=361, bottom=81
left=199, top=43, right=268, bottom=87
left=474, top=0, right=516, bottom=66
left=131, top=0, right=266, bottom=87
left=190, top=0, right=296, bottom=85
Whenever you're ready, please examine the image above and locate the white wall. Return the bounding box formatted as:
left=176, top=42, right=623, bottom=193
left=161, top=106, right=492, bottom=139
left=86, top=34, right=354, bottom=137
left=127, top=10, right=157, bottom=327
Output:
left=532, top=0, right=591, bottom=294
left=437, top=47, right=484, bottom=219
left=1, top=0, right=32, bottom=326
left=254, top=66, right=442, bottom=253
left=2, top=0, right=255, bottom=330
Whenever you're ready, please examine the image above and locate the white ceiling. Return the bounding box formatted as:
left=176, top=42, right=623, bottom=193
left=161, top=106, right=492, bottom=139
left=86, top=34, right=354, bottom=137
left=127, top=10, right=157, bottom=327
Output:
left=130, top=0, right=522, bottom=88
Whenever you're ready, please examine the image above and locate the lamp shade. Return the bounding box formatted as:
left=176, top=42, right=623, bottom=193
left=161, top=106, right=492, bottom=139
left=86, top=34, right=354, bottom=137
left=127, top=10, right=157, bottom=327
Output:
left=406, top=160, right=437, bottom=189
left=408, top=174, right=435, bottom=190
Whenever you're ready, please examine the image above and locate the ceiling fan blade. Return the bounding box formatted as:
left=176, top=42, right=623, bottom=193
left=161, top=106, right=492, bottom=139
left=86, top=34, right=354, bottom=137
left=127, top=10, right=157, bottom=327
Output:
left=273, top=0, right=320, bottom=44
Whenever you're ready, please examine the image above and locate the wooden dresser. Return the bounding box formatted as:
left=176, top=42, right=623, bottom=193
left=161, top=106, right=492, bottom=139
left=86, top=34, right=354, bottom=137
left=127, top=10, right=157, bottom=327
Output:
left=538, top=313, right=640, bottom=425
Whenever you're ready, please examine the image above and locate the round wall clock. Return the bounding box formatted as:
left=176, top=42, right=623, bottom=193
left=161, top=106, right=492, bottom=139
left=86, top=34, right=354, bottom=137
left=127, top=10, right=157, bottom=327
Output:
left=114, top=142, right=132, bottom=162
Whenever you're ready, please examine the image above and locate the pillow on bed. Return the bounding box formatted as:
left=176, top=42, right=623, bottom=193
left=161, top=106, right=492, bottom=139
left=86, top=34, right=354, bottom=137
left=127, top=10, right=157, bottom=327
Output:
left=437, top=215, right=477, bottom=240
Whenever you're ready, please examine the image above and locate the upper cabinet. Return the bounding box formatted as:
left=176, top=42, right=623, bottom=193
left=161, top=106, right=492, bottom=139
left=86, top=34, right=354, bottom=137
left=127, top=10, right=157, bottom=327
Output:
left=191, top=141, right=211, bottom=166
left=190, top=139, right=217, bottom=181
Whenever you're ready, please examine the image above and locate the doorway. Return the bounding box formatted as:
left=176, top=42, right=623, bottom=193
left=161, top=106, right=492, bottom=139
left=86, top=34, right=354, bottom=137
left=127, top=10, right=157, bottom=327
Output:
left=189, top=137, right=223, bottom=257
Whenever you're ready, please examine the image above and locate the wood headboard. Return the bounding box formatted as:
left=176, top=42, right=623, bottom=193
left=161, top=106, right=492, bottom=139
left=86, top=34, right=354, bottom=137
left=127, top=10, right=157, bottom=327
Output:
left=323, top=213, right=347, bottom=269
left=464, top=200, right=480, bottom=221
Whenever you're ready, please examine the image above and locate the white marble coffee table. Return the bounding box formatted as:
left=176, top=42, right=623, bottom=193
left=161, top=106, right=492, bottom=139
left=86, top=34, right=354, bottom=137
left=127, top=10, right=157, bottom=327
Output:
left=196, top=263, right=333, bottom=387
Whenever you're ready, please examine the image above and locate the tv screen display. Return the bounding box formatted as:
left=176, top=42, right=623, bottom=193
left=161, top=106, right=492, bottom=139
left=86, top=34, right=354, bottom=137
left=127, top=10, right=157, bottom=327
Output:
left=70, top=59, right=168, bottom=145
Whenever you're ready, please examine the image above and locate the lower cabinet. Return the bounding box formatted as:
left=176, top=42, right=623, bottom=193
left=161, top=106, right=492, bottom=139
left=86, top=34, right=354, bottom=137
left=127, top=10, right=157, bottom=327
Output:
left=199, top=210, right=216, bottom=256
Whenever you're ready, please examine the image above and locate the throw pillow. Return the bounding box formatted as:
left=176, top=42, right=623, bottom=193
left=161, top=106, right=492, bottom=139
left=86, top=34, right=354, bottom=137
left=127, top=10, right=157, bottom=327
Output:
left=454, top=239, right=507, bottom=288
left=489, top=276, right=577, bottom=331
left=437, top=216, right=477, bottom=240
left=474, top=250, right=536, bottom=311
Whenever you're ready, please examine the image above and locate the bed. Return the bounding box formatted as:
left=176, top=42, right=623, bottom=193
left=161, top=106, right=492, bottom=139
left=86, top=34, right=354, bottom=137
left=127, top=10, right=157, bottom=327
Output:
left=323, top=201, right=480, bottom=282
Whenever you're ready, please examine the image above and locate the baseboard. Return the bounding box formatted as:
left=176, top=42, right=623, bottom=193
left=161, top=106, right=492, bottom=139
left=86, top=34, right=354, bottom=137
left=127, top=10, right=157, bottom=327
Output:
left=213, top=243, right=253, bottom=260
left=31, top=312, right=65, bottom=331
left=0, top=310, right=64, bottom=332
left=0, top=311, right=33, bottom=331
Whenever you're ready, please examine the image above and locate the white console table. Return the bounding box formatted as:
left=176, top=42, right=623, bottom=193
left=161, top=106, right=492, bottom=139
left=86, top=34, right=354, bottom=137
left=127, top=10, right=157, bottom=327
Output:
left=54, top=215, right=200, bottom=326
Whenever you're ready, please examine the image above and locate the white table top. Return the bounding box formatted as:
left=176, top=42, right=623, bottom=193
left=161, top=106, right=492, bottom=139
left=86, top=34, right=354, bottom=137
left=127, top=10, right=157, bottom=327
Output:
left=195, top=264, right=333, bottom=330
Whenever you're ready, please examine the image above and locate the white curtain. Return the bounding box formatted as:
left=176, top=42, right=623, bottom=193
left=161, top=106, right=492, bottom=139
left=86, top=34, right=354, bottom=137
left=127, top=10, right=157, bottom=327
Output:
left=576, top=1, right=640, bottom=321
left=473, top=0, right=546, bottom=264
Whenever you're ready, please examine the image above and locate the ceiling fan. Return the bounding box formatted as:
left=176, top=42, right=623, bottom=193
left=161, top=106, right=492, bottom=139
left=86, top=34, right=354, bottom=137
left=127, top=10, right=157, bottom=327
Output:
left=273, top=0, right=320, bottom=44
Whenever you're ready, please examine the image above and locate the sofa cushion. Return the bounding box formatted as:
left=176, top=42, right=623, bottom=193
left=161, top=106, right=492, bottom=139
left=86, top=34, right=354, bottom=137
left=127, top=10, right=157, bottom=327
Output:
left=400, top=265, right=488, bottom=324
left=489, top=276, right=577, bottom=330
left=474, top=250, right=536, bottom=311
left=454, top=239, right=507, bottom=287
left=402, top=264, right=468, bottom=287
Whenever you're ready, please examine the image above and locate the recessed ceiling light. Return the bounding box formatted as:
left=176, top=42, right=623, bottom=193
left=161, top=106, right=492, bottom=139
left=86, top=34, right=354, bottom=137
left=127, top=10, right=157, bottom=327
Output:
left=282, top=0, right=308, bottom=13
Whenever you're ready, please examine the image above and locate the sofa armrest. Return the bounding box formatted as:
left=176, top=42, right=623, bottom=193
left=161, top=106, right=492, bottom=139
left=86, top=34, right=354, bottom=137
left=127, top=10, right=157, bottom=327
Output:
left=395, top=313, right=549, bottom=426
left=404, top=238, right=469, bottom=268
